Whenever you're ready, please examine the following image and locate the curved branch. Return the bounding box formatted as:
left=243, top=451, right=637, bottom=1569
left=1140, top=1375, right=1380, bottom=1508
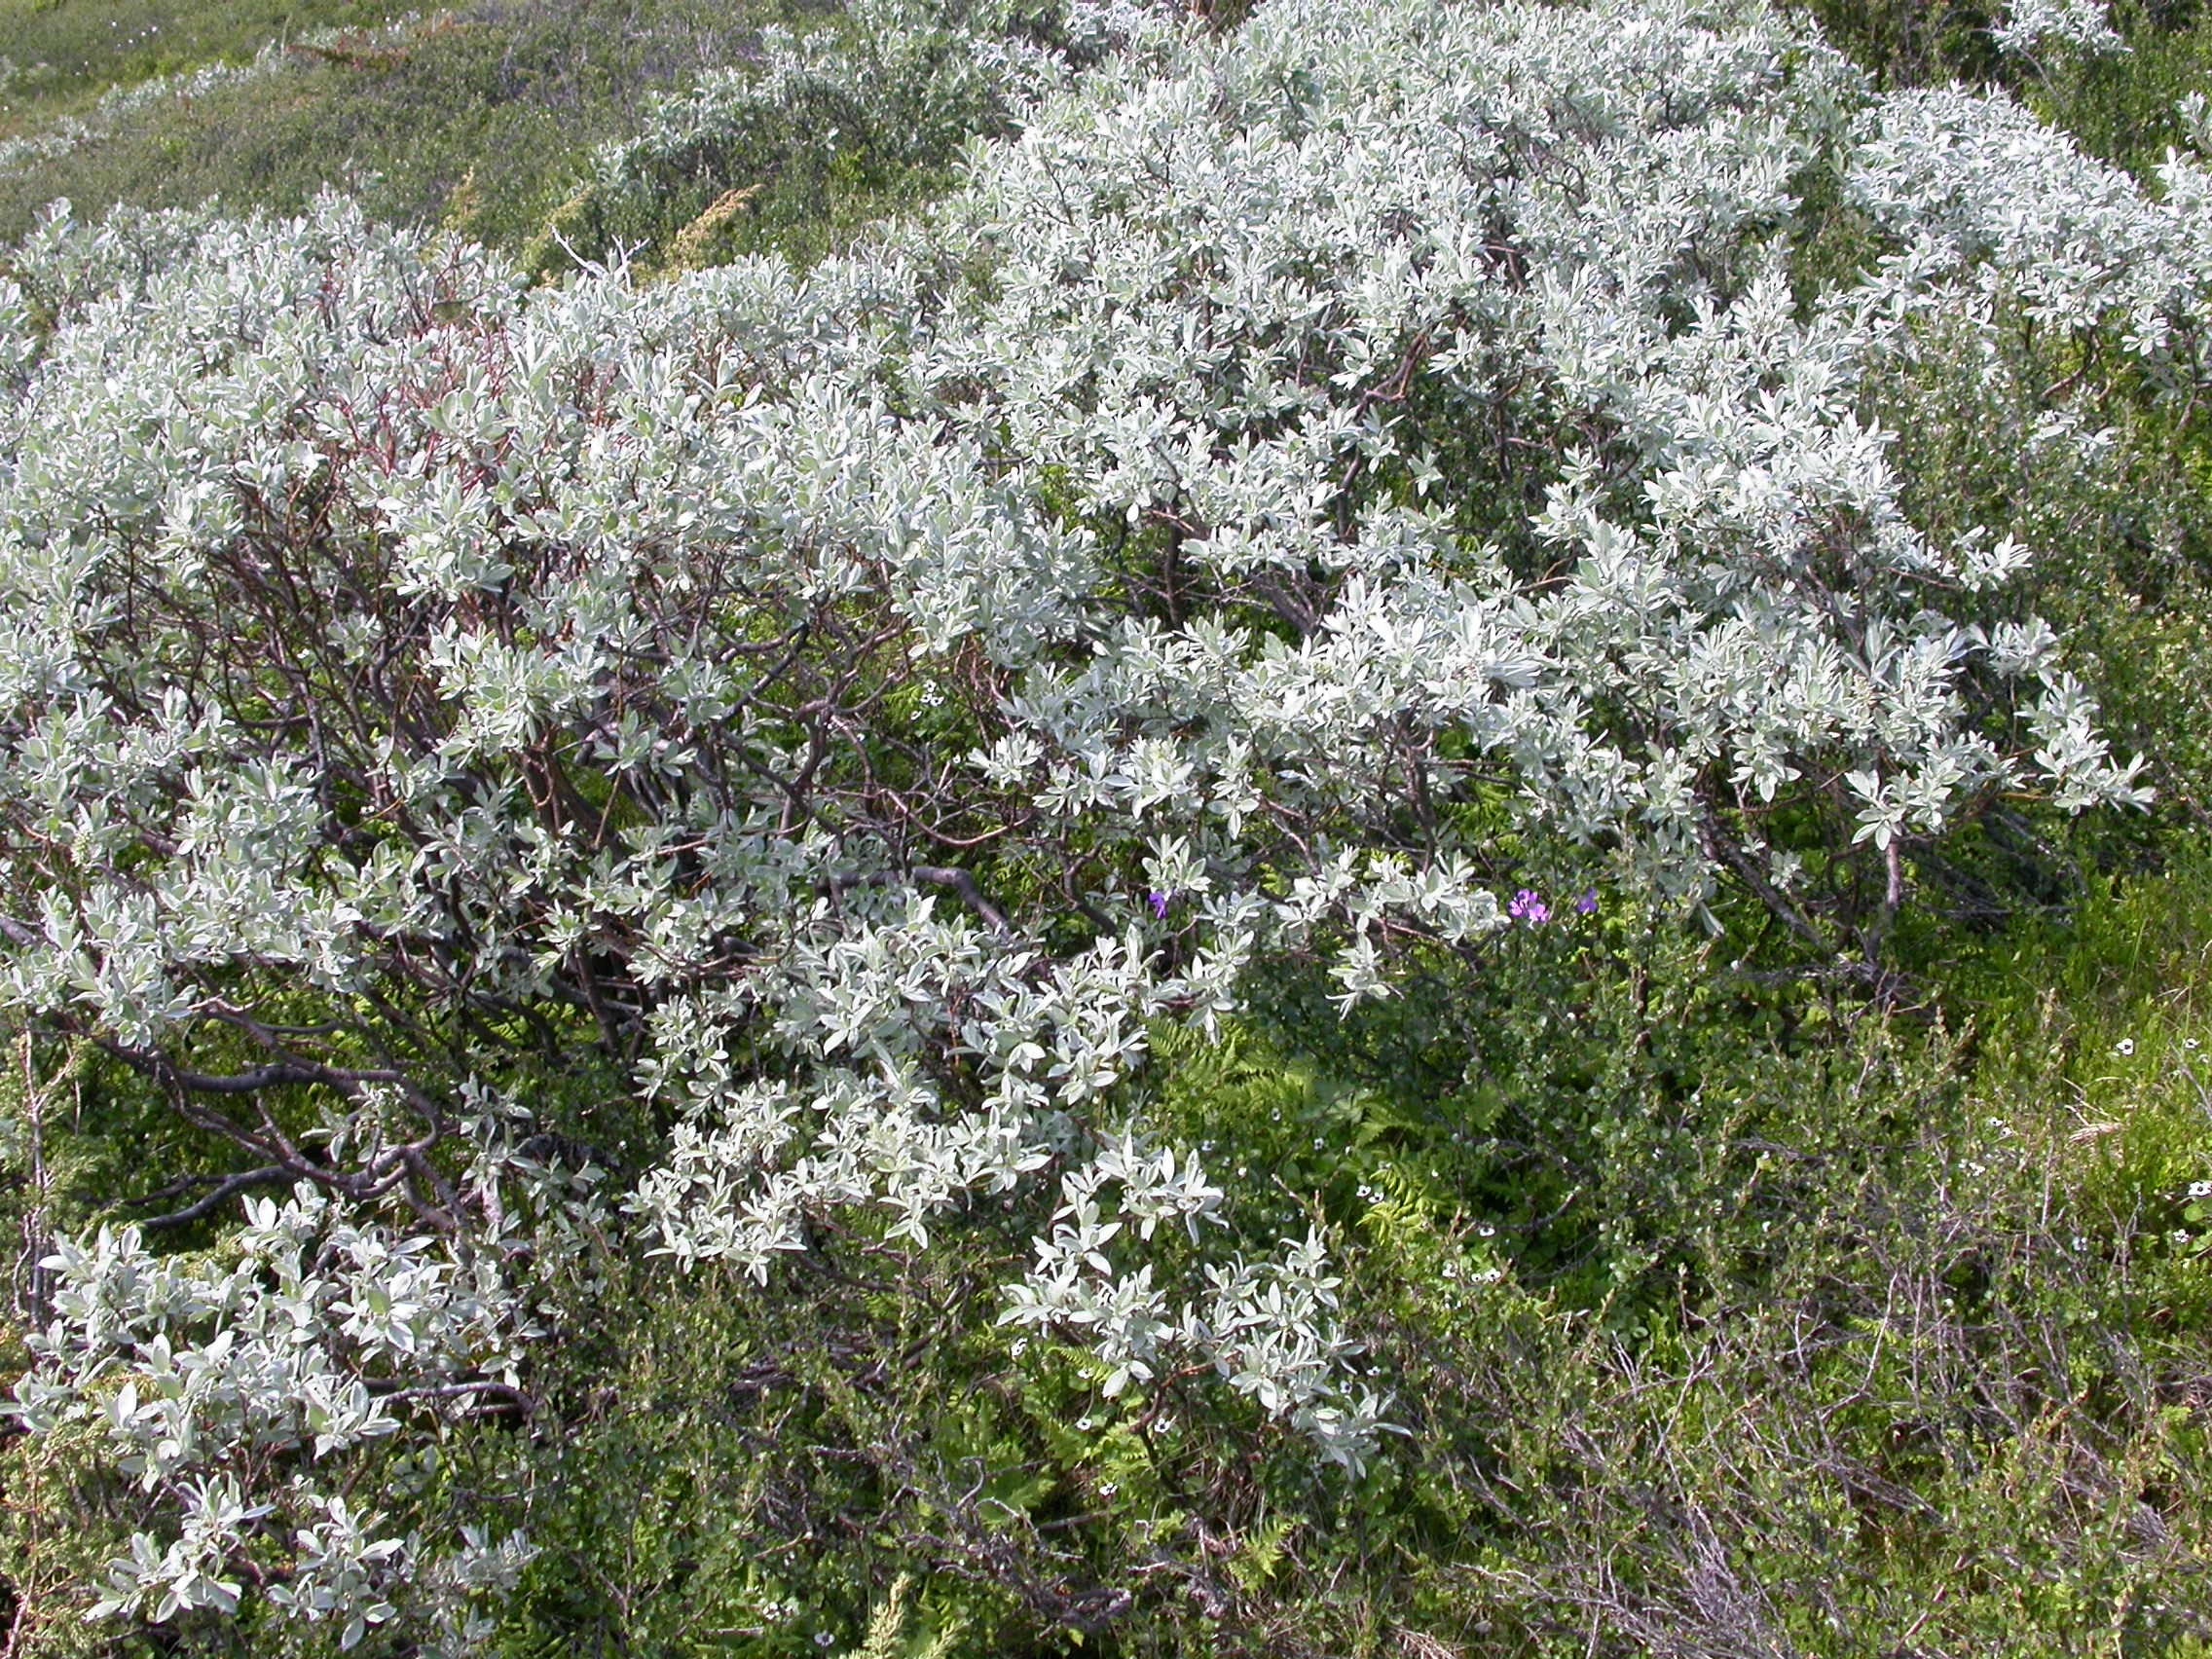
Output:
left=132, top=1167, right=296, bottom=1231
left=910, top=866, right=1014, bottom=938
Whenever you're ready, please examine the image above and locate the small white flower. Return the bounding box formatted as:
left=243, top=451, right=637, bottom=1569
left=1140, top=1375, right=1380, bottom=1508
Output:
left=2114, top=1038, right=2136, bottom=1056
left=2189, top=1181, right=2212, bottom=1199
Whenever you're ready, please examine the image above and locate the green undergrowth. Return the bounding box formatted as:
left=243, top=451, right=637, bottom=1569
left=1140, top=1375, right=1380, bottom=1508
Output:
left=396, top=852, right=2212, bottom=1656
left=15, top=831, right=2211, bottom=1654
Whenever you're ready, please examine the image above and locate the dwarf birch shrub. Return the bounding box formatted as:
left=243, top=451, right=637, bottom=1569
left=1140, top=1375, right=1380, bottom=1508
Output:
left=0, top=0, right=2192, bottom=1642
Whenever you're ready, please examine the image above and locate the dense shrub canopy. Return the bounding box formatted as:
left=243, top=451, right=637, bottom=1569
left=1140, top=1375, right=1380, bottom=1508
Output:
left=0, top=0, right=2199, bottom=1644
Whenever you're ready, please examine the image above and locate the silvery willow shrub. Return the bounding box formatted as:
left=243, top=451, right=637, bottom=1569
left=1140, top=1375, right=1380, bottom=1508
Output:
left=1992, top=0, right=2126, bottom=59
left=552, top=0, right=1179, bottom=270
left=0, top=0, right=2181, bottom=1641
left=587, top=0, right=1051, bottom=203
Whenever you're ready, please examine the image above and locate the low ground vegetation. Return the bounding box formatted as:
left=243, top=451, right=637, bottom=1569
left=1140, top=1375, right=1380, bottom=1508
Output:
left=0, top=0, right=843, bottom=255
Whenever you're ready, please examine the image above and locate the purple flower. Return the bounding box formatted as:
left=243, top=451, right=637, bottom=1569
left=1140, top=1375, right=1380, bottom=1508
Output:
left=1508, top=889, right=1550, bottom=925
left=1147, top=889, right=1170, bottom=920
left=1574, top=889, right=1599, bottom=915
